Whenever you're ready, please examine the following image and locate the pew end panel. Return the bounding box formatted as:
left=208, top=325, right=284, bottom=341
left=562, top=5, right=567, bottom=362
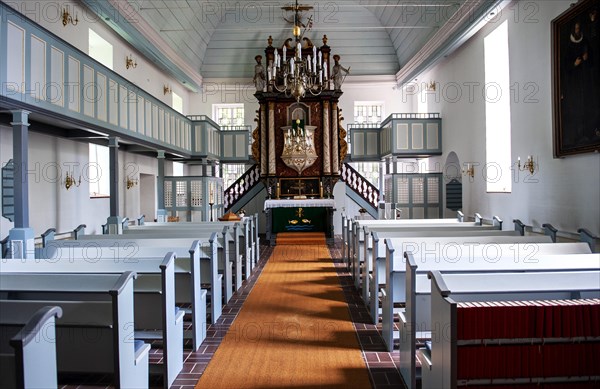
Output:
left=578, top=228, right=599, bottom=252
left=111, top=272, right=151, bottom=389
left=382, top=239, right=407, bottom=352
left=0, top=304, right=63, bottom=389
left=0, top=272, right=150, bottom=388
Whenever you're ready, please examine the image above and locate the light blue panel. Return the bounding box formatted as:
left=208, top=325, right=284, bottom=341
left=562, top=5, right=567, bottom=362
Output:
left=109, top=79, right=118, bottom=126
left=396, top=123, right=409, bottom=150
left=412, top=123, right=424, bottom=150
left=128, top=91, right=137, bottom=133
left=158, top=108, right=164, bottom=142
left=119, top=85, right=128, bottom=129
left=380, top=126, right=391, bottom=155
left=67, top=56, right=79, bottom=112
left=426, top=123, right=439, bottom=150
left=353, top=132, right=364, bottom=156
left=6, top=21, right=25, bottom=94
left=0, top=6, right=5, bottom=89
left=223, top=134, right=233, bottom=157
left=29, top=34, right=45, bottom=101
left=96, top=72, right=107, bottom=122
left=145, top=100, right=152, bottom=137
left=236, top=134, right=245, bottom=158
left=137, top=96, right=145, bottom=135
left=152, top=105, right=159, bottom=139
left=83, top=65, right=94, bottom=117
left=163, top=111, right=169, bottom=144
left=46, top=46, right=65, bottom=107
left=367, top=132, right=378, bottom=156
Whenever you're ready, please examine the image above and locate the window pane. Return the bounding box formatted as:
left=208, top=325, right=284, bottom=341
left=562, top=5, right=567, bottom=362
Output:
left=88, top=29, right=113, bottom=70
left=89, top=144, right=110, bottom=197
left=484, top=21, right=512, bottom=193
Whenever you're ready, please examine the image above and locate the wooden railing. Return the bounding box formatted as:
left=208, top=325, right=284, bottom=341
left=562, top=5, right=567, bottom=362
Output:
left=340, top=163, right=379, bottom=209
left=224, top=164, right=261, bottom=211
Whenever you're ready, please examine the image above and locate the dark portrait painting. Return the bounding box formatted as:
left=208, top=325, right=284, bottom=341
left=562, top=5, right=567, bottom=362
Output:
left=552, top=0, right=600, bottom=157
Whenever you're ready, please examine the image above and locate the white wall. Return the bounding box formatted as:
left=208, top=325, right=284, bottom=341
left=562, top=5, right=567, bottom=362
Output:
left=413, top=1, right=600, bottom=235
left=0, top=124, right=173, bottom=238
left=0, top=125, right=109, bottom=237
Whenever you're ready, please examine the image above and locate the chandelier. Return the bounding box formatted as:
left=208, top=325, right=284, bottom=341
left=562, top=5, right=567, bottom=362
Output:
left=281, top=119, right=318, bottom=174
left=268, top=0, right=327, bottom=102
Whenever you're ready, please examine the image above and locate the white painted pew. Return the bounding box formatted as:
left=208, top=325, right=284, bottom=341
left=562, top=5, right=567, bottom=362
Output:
left=1, top=253, right=185, bottom=388
left=0, top=304, right=62, bottom=389
left=382, top=241, right=592, bottom=353
left=74, top=234, right=226, bottom=322
left=422, top=270, right=600, bottom=389
left=351, top=219, right=502, bottom=291
left=132, top=215, right=258, bottom=269
left=120, top=227, right=240, bottom=298
left=0, top=272, right=150, bottom=389
left=350, top=213, right=498, bottom=284
left=401, top=250, right=599, bottom=388
left=38, top=236, right=220, bottom=333
left=367, top=231, right=549, bottom=325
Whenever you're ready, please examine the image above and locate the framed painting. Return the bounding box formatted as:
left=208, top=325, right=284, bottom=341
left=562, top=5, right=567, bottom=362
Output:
left=552, top=0, right=600, bottom=157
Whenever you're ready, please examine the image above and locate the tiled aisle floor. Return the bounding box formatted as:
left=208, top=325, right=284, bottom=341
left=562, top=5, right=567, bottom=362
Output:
left=61, top=236, right=406, bottom=389
left=328, top=237, right=406, bottom=389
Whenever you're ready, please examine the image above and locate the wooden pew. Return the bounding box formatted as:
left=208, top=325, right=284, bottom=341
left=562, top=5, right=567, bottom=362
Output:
left=0, top=271, right=150, bottom=389
left=0, top=304, right=62, bottom=389
left=351, top=218, right=502, bottom=291
left=38, top=236, right=218, bottom=337
left=401, top=248, right=599, bottom=388
left=367, top=231, right=550, bottom=325
left=1, top=253, right=185, bottom=388
left=382, top=240, right=592, bottom=353
left=422, top=270, right=600, bottom=389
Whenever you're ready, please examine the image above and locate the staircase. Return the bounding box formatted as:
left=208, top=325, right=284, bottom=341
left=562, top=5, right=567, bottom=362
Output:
left=340, top=163, right=379, bottom=218
left=224, top=163, right=380, bottom=218
left=224, top=164, right=262, bottom=212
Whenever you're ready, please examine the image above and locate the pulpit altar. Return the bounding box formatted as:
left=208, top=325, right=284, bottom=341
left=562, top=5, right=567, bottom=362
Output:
left=264, top=199, right=335, bottom=246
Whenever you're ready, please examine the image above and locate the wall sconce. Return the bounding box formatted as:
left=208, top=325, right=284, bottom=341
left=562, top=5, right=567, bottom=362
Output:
left=426, top=80, right=436, bottom=92
left=125, top=55, right=137, bottom=69
left=517, top=155, right=536, bottom=174
left=163, top=85, right=172, bottom=95
left=462, top=163, right=475, bottom=179
left=62, top=7, right=79, bottom=27
left=64, top=172, right=81, bottom=190
left=126, top=177, right=138, bottom=190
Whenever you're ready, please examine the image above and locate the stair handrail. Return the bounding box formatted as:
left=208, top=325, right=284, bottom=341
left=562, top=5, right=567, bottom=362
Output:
left=340, top=163, right=380, bottom=209
left=224, top=164, right=261, bottom=211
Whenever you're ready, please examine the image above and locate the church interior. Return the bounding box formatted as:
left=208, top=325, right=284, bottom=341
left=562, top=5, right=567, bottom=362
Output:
left=0, top=0, right=599, bottom=388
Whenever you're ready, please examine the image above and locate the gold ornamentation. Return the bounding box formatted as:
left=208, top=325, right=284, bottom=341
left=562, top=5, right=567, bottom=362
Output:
left=339, top=109, right=348, bottom=168
left=281, top=121, right=318, bottom=174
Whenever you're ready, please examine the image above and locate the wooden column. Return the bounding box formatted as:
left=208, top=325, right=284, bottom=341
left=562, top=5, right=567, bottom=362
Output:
left=332, top=102, right=339, bottom=174
left=322, top=100, right=331, bottom=175
left=260, top=105, right=267, bottom=175
left=268, top=102, right=276, bottom=176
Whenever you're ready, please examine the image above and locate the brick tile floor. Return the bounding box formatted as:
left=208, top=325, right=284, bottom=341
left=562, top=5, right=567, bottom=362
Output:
left=60, top=236, right=408, bottom=389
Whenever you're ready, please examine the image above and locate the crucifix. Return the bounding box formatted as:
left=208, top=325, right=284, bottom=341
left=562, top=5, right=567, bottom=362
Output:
left=289, top=179, right=307, bottom=195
